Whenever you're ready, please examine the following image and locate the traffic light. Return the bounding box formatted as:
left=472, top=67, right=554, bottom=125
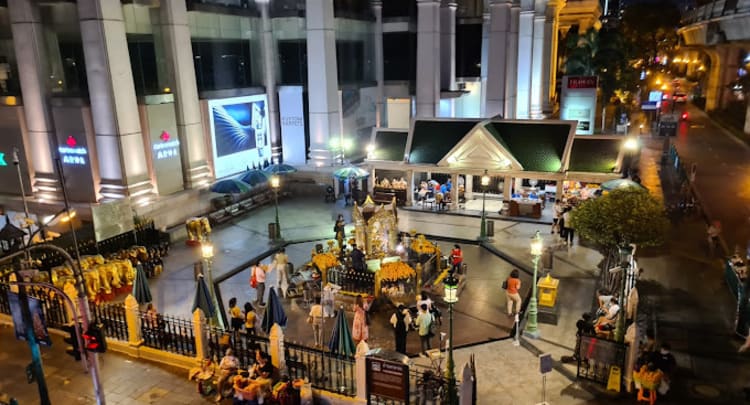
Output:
left=83, top=324, right=107, bottom=353
left=62, top=323, right=81, bottom=361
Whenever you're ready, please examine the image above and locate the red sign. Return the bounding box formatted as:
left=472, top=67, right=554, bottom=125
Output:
left=160, top=130, right=170, bottom=142
left=66, top=136, right=77, bottom=147
left=567, top=76, right=598, bottom=89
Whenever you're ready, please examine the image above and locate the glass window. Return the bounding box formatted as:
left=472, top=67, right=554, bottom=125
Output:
left=456, top=23, right=481, bottom=78
left=192, top=40, right=256, bottom=91
left=383, top=32, right=416, bottom=81
left=58, top=41, right=88, bottom=96
left=336, top=40, right=365, bottom=84
left=383, top=0, right=416, bottom=19
left=128, top=38, right=159, bottom=95
left=278, top=40, right=307, bottom=85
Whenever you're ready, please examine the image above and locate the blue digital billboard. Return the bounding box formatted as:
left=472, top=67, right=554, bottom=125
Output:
left=208, top=95, right=270, bottom=178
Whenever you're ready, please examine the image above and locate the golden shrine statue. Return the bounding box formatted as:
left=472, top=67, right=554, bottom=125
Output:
left=352, top=195, right=398, bottom=258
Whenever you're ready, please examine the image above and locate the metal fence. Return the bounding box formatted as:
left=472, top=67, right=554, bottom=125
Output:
left=91, top=303, right=128, bottom=341
left=576, top=334, right=628, bottom=385
left=206, top=326, right=270, bottom=368
left=285, top=341, right=355, bottom=395
left=140, top=310, right=197, bottom=357
left=0, top=283, right=70, bottom=329
left=327, top=267, right=374, bottom=295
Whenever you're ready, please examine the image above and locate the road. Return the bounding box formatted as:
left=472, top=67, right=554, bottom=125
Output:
left=669, top=103, right=750, bottom=252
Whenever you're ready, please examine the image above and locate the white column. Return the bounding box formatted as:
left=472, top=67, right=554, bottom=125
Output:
left=529, top=8, right=546, bottom=119
left=124, top=294, right=143, bottom=347
left=260, top=2, right=282, bottom=162
left=372, top=1, right=385, bottom=127
left=450, top=173, right=459, bottom=210
left=480, top=11, right=490, bottom=117
left=192, top=309, right=208, bottom=361
left=515, top=9, right=533, bottom=119
left=465, top=174, right=474, bottom=199
left=78, top=0, right=153, bottom=201
left=406, top=170, right=414, bottom=206
left=485, top=0, right=512, bottom=118
left=416, top=0, right=441, bottom=118
left=269, top=324, right=285, bottom=370
left=440, top=1, right=457, bottom=92
left=505, top=4, right=519, bottom=119
left=8, top=0, right=60, bottom=198
left=159, top=0, right=211, bottom=189
left=355, top=340, right=370, bottom=400
left=503, top=176, right=512, bottom=201
left=306, top=0, right=340, bottom=166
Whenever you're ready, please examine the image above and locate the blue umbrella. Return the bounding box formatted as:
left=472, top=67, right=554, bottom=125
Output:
left=192, top=274, right=215, bottom=319
left=210, top=178, right=252, bottom=194
left=328, top=307, right=355, bottom=357
left=333, top=165, right=370, bottom=180
left=263, top=163, right=298, bottom=175
left=133, top=264, right=152, bottom=305
left=261, top=287, right=287, bottom=333
left=239, top=170, right=270, bottom=187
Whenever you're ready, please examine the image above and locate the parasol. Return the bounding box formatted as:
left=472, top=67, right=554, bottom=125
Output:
left=600, top=178, right=646, bottom=191
left=263, top=163, right=298, bottom=175
left=332, top=165, right=370, bottom=180
left=133, top=264, right=152, bottom=305
left=328, top=307, right=355, bottom=357
left=192, top=274, right=215, bottom=319
left=261, top=287, right=287, bottom=333
left=239, top=169, right=270, bottom=187
left=210, top=178, right=252, bottom=194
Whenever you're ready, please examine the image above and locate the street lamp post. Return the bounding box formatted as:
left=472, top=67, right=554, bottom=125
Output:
left=479, top=170, right=490, bottom=241
left=201, top=241, right=224, bottom=329
left=523, top=231, right=544, bottom=339
left=614, top=245, right=633, bottom=342
left=270, top=175, right=281, bottom=241
left=443, top=275, right=459, bottom=405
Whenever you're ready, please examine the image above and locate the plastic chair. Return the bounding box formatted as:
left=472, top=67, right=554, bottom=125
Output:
left=637, top=387, right=657, bottom=405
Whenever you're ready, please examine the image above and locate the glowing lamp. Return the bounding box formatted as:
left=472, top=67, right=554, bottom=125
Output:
left=444, top=275, right=459, bottom=304
left=481, top=169, right=490, bottom=187
left=624, top=138, right=639, bottom=151
left=201, top=242, right=214, bottom=259
left=270, top=175, right=280, bottom=189
left=530, top=231, right=543, bottom=256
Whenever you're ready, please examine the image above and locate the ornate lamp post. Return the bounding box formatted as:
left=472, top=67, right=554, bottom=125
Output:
left=270, top=175, right=281, bottom=241
left=523, top=231, right=543, bottom=339
left=201, top=240, right=223, bottom=329
left=479, top=170, right=490, bottom=240
left=443, top=275, right=459, bottom=404
left=614, top=245, right=633, bottom=342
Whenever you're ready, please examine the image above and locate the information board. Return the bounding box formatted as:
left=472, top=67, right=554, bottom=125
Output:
left=91, top=199, right=135, bottom=242
left=366, top=357, right=409, bottom=403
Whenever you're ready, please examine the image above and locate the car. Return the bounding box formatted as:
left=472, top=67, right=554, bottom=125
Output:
left=673, top=93, right=688, bottom=103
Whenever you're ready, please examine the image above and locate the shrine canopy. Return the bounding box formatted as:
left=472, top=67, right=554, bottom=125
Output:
left=366, top=118, right=627, bottom=183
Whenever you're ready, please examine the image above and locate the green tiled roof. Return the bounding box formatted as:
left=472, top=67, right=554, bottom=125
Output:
left=568, top=138, right=621, bottom=173
left=372, top=130, right=408, bottom=161
left=484, top=122, right=571, bottom=172
left=409, top=120, right=481, bottom=164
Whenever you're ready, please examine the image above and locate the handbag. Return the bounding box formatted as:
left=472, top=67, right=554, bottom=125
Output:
left=250, top=268, right=258, bottom=288
left=502, top=280, right=508, bottom=290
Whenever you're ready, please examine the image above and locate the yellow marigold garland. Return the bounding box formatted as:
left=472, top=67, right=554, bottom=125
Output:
left=411, top=235, right=436, bottom=255
left=312, top=252, right=340, bottom=270
left=380, top=261, right=416, bottom=282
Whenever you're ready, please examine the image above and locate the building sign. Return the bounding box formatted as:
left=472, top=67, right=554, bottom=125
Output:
left=58, top=136, right=87, bottom=165
left=279, top=86, right=307, bottom=165
left=366, top=357, right=409, bottom=402
left=207, top=94, right=271, bottom=178
left=0, top=152, right=6, bottom=166
left=561, top=75, right=598, bottom=135
left=153, top=131, right=180, bottom=160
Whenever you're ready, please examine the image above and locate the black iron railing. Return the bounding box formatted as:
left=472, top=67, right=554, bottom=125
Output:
left=284, top=341, right=355, bottom=396
left=206, top=326, right=270, bottom=368
left=327, top=267, right=374, bottom=295
left=91, top=303, right=128, bottom=341
left=140, top=310, right=196, bottom=357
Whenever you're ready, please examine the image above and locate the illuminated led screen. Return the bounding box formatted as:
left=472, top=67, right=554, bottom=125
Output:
left=208, top=95, right=271, bottom=179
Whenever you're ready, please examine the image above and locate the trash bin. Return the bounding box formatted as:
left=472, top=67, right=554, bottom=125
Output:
left=268, top=222, right=278, bottom=239
left=486, top=220, right=495, bottom=237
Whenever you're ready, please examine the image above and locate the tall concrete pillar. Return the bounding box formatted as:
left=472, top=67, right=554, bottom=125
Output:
left=529, top=8, right=546, bottom=118
left=719, top=46, right=740, bottom=110
left=372, top=0, right=385, bottom=127
left=260, top=2, right=282, bottom=162
left=484, top=0, right=511, bottom=118
left=9, top=0, right=60, bottom=198
left=480, top=10, right=490, bottom=117
left=516, top=8, right=534, bottom=119
left=543, top=0, right=562, bottom=112
left=78, top=0, right=153, bottom=201
left=440, top=1, right=457, bottom=92
left=505, top=3, right=519, bottom=119
left=159, top=0, right=211, bottom=189
left=306, top=0, right=340, bottom=166
left=416, top=0, right=441, bottom=118
left=406, top=170, right=414, bottom=206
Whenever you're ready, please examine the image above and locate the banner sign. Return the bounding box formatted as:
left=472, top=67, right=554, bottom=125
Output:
left=7, top=292, right=52, bottom=346
left=366, top=357, right=409, bottom=402
left=561, top=75, right=598, bottom=135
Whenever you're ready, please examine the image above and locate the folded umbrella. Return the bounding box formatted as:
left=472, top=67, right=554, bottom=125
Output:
left=133, top=264, right=152, bottom=305
left=328, top=307, right=355, bottom=357
left=261, top=287, right=287, bottom=333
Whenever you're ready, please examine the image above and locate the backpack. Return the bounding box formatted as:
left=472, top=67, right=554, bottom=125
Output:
left=250, top=267, right=258, bottom=288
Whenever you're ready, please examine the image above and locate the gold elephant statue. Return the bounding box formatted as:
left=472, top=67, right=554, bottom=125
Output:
left=83, top=269, right=100, bottom=301
left=51, top=265, right=74, bottom=290
left=113, top=259, right=135, bottom=286
left=96, top=264, right=113, bottom=295
left=186, top=217, right=211, bottom=243
left=103, top=263, right=123, bottom=291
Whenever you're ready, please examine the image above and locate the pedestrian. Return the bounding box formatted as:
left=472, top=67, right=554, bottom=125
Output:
left=145, top=303, right=159, bottom=328
left=390, top=304, right=412, bottom=355
left=552, top=199, right=563, bottom=234
left=244, top=302, right=256, bottom=335
left=416, top=303, right=434, bottom=357
left=450, top=244, right=463, bottom=274
left=653, top=342, right=676, bottom=394
left=350, top=244, right=366, bottom=272
left=417, top=291, right=441, bottom=325
left=351, top=295, right=371, bottom=343
left=504, top=269, right=522, bottom=316
left=562, top=207, right=575, bottom=245
left=334, top=214, right=345, bottom=248
left=228, top=297, right=243, bottom=332
left=273, top=248, right=290, bottom=298
left=251, top=261, right=266, bottom=306
left=307, top=303, right=324, bottom=347
left=707, top=221, right=721, bottom=256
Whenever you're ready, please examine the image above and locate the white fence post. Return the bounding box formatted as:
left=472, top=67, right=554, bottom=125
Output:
left=193, top=309, right=209, bottom=361
left=269, top=323, right=285, bottom=370
left=355, top=340, right=369, bottom=400
left=124, top=294, right=143, bottom=347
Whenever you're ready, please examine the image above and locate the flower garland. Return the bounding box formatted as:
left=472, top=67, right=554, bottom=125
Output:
left=411, top=235, right=437, bottom=255
left=312, top=252, right=340, bottom=270
left=379, top=261, right=416, bottom=282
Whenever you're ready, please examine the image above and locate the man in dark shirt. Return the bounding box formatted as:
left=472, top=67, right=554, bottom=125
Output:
left=350, top=244, right=365, bottom=272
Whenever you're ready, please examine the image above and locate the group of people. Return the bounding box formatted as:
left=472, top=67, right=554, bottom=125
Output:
left=214, top=346, right=276, bottom=403
left=552, top=199, right=576, bottom=245
left=249, top=248, right=291, bottom=307
left=416, top=179, right=454, bottom=210
left=388, top=292, right=442, bottom=356
left=228, top=297, right=258, bottom=335
left=633, top=334, right=677, bottom=397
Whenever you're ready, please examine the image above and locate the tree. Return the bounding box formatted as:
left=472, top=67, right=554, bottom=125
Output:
left=620, top=1, right=680, bottom=68
left=571, top=188, right=668, bottom=250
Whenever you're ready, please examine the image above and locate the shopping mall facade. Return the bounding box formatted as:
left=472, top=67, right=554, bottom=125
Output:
left=0, top=0, right=599, bottom=227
